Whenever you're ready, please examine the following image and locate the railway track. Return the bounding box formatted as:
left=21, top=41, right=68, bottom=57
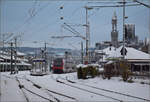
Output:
left=15, top=77, right=30, bottom=102
left=3, top=75, right=56, bottom=102
left=2, top=74, right=149, bottom=102
left=2, top=74, right=78, bottom=102
left=23, top=77, right=78, bottom=102
left=65, top=78, right=150, bottom=101
left=56, top=77, right=150, bottom=102
left=56, top=79, right=123, bottom=102
left=15, top=77, right=54, bottom=102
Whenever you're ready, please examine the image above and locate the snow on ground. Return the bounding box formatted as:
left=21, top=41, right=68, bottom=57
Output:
left=0, top=71, right=150, bottom=102
left=0, top=73, right=26, bottom=102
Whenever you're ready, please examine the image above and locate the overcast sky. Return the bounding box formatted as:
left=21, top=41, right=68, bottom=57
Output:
left=1, top=0, right=150, bottom=49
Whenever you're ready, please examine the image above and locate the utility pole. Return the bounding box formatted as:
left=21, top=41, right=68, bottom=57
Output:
left=85, top=6, right=88, bottom=59
left=122, top=0, right=126, bottom=59
left=10, top=42, right=13, bottom=74
left=14, top=37, right=18, bottom=73
left=44, top=42, right=47, bottom=72
left=87, top=22, right=91, bottom=63
left=85, top=6, right=92, bottom=64
left=81, top=41, right=83, bottom=64
left=2, top=34, right=5, bottom=72
left=149, top=2, right=150, bottom=55
left=85, top=6, right=89, bottom=64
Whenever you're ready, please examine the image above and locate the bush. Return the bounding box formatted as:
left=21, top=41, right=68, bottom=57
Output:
left=77, top=67, right=82, bottom=79
left=127, top=79, right=134, bottom=83
left=77, top=65, right=99, bottom=79
left=120, top=61, right=130, bottom=81
left=140, top=82, right=145, bottom=84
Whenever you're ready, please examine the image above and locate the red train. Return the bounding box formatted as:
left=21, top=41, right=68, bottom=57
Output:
left=52, top=58, right=76, bottom=73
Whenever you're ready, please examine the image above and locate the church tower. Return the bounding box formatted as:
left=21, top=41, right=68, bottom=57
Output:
left=111, top=11, right=118, bottom=47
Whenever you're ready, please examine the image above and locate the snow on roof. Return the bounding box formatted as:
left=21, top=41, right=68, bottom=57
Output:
left=0, top=54, right=28, bottom=62
left=0, top=54, right=10, bottom=60
left=76, top=64, right=87, bottom=68
left=95, top=46, right=116, bottom=63
left=0, top=50, right=26, bottom=56
left=17, top=52, right=26, bottom=56
left=0, top=62, right=31, bottom=66
left=20, top=61, right=31, bottom=66
left=76, top=64, right=100, bottom=69
left=106, top=61, right=114, bottom=65
left=0, top=58, right=3, bottom=61
left=0, top=50, right=9, bottom=55
left=95, top=46, right=116, bottom=55
left=108, top=46, right=150, bottom=60
left=88, top=64, right=100, bottom=67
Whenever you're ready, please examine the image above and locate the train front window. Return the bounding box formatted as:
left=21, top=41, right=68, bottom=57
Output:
left=53, top=59, right=63, bottom=67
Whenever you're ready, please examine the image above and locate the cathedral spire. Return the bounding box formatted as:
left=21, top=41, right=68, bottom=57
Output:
left=112, top=11, right=117, bottom=20
left=112, top=11, right=117, bottom=31
left=111, top=11, right=118, bottom=48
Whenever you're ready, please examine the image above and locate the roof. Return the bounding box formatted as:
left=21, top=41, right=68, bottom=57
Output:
left=95, top=46, right=116, bottom=55
left=32, top=58, right=46, bottom=62
left=0, top=50, right=9, bottom=55
left=106, top=61, right=114, bottom=65
left=76, top=64, right=87, bottom=68
left=108, top=46, right=150, bottom=60
left=0, top=54, right=28, bottom=62
left=17, top=52, right=26, bottom=56
left=0, top=58, right=3, bottom=61
left=0, top=62, right=31, bottom=66
left=95, top=46, right=116, bottom=62
left=76, top=64, right=100, bottom=69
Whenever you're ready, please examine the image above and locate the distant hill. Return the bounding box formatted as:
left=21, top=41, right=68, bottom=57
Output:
left=17, top=47, right=80, bottom=56
left=0, top=47, right=81, bottom=56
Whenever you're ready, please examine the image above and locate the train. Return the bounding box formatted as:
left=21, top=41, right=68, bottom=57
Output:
left=52, top=58, right=76, bottom=73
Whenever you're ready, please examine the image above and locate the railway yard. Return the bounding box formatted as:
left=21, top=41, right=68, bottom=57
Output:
left=0, top=71, right=150, bottom=102
left=1, top=0, right=150, bottom=102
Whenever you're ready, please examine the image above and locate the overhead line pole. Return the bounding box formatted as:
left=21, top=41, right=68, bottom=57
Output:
left=85, top=6, right=92, bottom=64
left=123, top=0, right=126, bottom=59
left=14, top=37, right=18, bottom=73
left=10, top=42, right=13, bottom=74
left=44, top=42, right=47, bottom=72
left=81, top=41, right=84, bottom=64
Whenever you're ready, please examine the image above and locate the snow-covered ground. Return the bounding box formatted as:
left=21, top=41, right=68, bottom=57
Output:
left=0, top=71, right=150, bottom=102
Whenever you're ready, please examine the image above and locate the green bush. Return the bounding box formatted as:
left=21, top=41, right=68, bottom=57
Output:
left=127, top=79, right=134, bottom=83
left=120, top=61, right=130, bottom=81
left=77, top=66, right=99, bottom=79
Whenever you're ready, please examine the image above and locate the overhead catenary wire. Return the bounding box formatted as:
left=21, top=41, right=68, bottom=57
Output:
left=22, top=2, right=65, bottom=38
left=6, top=1, right=52, bottom=48
left=63, top=23, right=86, bottom=39
left=11, top=1, right=52, bottom=34
left=88, top=1, right=134, bottom=4
left=10, top=2, right=63, bottom=48
left=87, top=3, right=141, bottom=8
